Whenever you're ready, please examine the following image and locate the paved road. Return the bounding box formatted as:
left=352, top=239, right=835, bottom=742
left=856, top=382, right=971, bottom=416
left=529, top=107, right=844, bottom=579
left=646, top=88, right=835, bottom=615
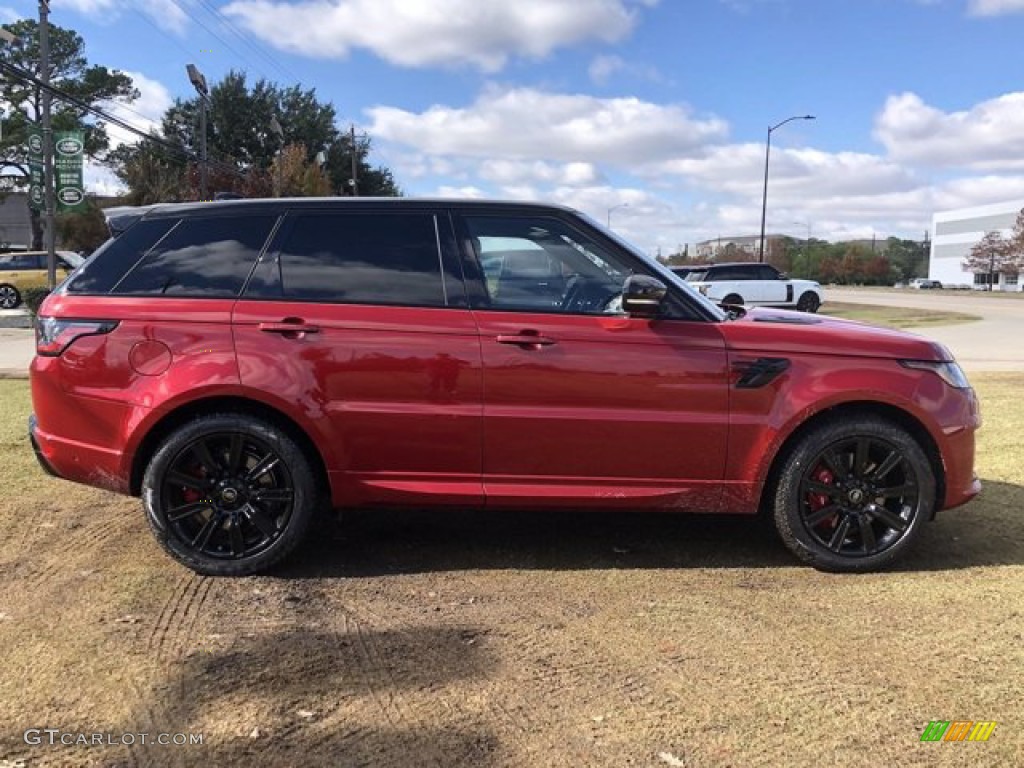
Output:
left=825, top=288, right=1024, bottom=372
left=1, top=291, right=1020, bottom=377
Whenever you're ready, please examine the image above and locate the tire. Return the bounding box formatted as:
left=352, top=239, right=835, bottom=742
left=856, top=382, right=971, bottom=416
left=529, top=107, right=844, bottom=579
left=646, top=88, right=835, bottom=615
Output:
left=721, top=293, right=743, bottom=306
left=772, top=415, right=935, bottom=573
left=0, top=284, right=20, bottom=309
left=142, top=413, right=318, bottom=576
left=796, top=292, right=820, bottom=313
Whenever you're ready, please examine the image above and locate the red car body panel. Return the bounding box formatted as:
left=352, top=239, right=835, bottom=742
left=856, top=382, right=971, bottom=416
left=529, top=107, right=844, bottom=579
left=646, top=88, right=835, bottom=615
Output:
left=473, top=310, right=730, bottom=510
left=231, top=300, right=484, bottom=508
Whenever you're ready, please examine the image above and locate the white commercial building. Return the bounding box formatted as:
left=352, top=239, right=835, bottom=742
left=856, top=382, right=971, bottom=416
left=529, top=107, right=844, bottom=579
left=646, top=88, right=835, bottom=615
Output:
left=930, top=199, right=1023, bottom=291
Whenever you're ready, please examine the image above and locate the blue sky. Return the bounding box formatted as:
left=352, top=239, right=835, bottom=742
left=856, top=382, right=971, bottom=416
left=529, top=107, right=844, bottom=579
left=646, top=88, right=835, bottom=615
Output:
left=5, top=0, right=1024, bottom=254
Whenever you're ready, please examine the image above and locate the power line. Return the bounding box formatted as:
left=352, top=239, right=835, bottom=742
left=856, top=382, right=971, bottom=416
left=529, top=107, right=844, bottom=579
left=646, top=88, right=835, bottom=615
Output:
left=192, top=0, right=302, bottom=84
left=162, top=0, right=277, bottom=83
left=0, top=59, right=245, bottom=179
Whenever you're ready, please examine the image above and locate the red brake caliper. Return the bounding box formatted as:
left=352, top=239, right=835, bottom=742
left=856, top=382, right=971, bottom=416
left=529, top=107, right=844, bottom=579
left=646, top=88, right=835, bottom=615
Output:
left=808, top=466, right=838, bottom=529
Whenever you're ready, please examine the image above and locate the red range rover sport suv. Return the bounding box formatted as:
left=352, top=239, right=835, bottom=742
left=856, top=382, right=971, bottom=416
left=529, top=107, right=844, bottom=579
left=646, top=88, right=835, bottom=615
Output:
left=29, top=198, right=981, bottom=575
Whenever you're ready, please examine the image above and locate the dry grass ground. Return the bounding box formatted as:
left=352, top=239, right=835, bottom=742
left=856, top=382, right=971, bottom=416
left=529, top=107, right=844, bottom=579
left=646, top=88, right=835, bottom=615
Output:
left=821, top=301, right=981, bottom=329
left=0, top=377, right=1021, bottom=768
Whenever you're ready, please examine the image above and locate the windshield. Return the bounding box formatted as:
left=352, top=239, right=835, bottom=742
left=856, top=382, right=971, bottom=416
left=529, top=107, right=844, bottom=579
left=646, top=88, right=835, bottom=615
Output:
left=574, top=212, right=727, bottom=321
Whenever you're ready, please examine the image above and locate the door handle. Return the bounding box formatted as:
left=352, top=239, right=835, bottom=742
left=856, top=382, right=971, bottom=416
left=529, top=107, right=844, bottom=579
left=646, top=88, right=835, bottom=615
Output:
left=496, top=332, right=557, bottom=349
left=258, top=319, right=320, bottom=337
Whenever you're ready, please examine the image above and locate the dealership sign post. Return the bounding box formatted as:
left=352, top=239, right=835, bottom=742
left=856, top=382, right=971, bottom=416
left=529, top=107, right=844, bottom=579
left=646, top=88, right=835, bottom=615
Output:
left=54, top=131, right=86, bottom=212
left=28, top=126, right=44, bottom=211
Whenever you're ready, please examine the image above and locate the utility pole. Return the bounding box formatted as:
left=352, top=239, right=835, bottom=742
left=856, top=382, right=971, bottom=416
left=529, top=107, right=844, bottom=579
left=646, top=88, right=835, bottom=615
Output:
left=39, top=0, right=56, bottom=289
left=349, top=123, right=358, bottom=196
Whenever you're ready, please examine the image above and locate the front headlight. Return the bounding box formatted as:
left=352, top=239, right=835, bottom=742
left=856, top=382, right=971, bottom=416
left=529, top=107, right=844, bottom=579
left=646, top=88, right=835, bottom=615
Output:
left=900, top=360, right=972, bottom=389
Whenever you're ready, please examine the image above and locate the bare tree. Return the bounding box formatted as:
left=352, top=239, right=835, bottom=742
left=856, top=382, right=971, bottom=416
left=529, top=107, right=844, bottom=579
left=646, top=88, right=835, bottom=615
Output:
left=963, top=229, right=1010, bottom=291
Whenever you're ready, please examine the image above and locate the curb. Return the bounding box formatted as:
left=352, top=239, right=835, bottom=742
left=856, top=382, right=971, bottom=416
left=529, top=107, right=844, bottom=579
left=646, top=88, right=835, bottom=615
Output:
left=0, top=370, right=29, bottom=379
left=0, top=315, right=32, bottom=329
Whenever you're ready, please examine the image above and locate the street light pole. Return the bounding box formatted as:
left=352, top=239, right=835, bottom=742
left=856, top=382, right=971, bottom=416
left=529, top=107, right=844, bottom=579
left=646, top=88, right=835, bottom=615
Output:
left=186, top=64, right=209, bottom=200
left=758, top=114, right=815, bottom=263
left=269, top=115, right=283, bottom=197
left=607, top=202, right=629, bottom=228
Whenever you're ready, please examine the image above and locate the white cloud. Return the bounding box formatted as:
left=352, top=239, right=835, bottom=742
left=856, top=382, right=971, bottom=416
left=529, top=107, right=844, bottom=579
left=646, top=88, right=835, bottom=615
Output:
left=103, top=71, right=174, bottom=148
left=61, top=0, right=189, bottom=34
left=0, top=6, right=21, bottom=23
left=589, top=55, right=625, bottom=85
left=435, top=185, right=486, bottom=199
left=480, top=160, right=603, bottom=187
left=967, top=0, right=1024, bottom=15
left=875, top=91, right=1024, bottom=170
left=368, top=86, right=727, bottom=165
left=223, top=0, right=658, bottom=71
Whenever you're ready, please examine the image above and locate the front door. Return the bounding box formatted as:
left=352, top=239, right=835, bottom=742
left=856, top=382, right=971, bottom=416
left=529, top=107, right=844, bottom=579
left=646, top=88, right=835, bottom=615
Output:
left=458, top=213, right=730, bottom=511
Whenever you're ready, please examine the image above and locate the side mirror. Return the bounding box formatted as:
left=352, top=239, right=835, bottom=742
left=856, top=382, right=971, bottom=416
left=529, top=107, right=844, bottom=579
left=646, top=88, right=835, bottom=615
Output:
left=622, top=274, right=667, bottom=318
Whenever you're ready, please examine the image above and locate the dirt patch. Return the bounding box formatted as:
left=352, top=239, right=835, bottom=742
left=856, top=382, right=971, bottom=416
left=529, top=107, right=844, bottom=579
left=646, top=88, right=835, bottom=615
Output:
left=1, top=378, right=1022, bottom=767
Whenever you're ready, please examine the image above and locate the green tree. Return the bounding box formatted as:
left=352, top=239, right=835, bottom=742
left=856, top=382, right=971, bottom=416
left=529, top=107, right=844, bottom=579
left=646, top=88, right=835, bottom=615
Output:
left=886, top=237, right=928, bottom=283
left=148, top=71, right=400, bottom=201
left=0, top=19, right=138, bottom=246
left=55, top=199, right=108, bottom=253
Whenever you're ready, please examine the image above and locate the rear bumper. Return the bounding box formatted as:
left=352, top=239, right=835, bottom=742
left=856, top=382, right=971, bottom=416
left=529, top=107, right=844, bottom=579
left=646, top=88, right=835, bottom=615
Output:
left=28, top=410, right=131, bottom=495
left=28, top=414, right=59, bottom=478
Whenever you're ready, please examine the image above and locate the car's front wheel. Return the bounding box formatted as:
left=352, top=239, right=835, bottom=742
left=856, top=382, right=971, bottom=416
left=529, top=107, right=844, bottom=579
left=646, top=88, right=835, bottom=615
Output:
left=772, top=416, right=935, bottom=572
left=0, top=284, right=20, bottom=309
left=796, top=292, right=820, bottom=313
left=142, top=414, right=318, bottom=576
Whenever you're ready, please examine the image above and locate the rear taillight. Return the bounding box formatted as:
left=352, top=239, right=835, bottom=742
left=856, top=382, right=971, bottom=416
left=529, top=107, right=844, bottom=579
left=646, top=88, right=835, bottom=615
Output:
left=35, top=316, right=119, bottom=357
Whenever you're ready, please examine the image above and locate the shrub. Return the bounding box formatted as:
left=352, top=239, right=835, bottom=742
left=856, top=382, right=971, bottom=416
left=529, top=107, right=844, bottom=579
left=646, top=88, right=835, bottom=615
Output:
left=23, top=287, right=52, bottom=318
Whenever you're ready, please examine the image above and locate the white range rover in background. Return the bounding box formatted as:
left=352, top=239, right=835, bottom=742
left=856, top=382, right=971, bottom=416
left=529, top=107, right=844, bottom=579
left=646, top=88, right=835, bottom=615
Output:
left=675, top=262, right=824, bottom=313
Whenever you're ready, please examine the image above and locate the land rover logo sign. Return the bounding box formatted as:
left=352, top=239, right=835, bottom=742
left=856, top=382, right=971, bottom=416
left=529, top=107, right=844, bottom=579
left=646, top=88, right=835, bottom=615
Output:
left=28, top=134, right=43, bottom=155
left=56, top=137, right=84, bottom=156
left=58, top=187, right=84, bottom=206
left=53, top=130, right=86, bottom=212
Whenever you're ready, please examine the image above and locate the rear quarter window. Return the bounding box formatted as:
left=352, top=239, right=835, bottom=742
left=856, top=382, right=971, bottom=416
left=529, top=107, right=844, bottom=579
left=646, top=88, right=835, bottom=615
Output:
left=111, top=215, right=277, bottom=297
left=65, top=218, right=179, bottom=294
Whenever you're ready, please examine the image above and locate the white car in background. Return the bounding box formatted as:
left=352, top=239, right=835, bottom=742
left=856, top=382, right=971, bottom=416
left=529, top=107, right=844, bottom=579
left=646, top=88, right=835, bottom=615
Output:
left=678, top=262, right=824, bottom=313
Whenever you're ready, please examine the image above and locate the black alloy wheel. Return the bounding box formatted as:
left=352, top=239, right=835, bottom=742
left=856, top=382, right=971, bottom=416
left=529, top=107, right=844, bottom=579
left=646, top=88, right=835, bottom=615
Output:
left=0, top=284, right=20, bottom=309
left=143, top=414, right=317, bottom=576
left=773, top=416, right=935, bottom=572
left=797, top=292, right=820, bottom=313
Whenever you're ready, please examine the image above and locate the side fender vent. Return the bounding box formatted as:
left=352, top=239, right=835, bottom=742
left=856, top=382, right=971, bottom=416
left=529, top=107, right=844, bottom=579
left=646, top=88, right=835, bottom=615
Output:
left=733, top=357, right=791, bottom=389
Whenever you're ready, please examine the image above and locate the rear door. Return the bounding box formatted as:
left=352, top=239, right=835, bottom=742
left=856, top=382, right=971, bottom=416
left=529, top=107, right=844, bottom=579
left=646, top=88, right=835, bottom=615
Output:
left=233, top=207, right=484, bottom=508
left=454, top=211, right=730, bottom=511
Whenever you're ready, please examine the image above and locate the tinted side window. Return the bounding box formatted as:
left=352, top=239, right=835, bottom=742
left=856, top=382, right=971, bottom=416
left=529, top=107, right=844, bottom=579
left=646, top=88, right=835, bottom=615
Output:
left=66, top=218, right=178, bottom=294
left=12, top=253, right=43, bottom=269
left=271, top=213, right=446, bottom=306
left=0, top=255, right=13, bottom=271
left=112, top=215, right=276, bottom=297
left=758, top=265, right=780, bottom=280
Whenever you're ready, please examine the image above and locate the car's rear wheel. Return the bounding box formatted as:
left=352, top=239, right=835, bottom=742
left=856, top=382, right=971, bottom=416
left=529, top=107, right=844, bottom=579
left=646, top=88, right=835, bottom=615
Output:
left=797, top=292, right=820, bottom=312
left=772, top=416, right=935, bottom=572
left=142, top=414, right=317, bottom=576
left=721, top=293, right=743, bottom=306
left=0, top=284, right=20, bottom=309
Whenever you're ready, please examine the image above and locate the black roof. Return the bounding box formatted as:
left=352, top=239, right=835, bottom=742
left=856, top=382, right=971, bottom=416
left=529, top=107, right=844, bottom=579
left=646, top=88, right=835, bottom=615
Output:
left=104, top=196, right=582, bottom=232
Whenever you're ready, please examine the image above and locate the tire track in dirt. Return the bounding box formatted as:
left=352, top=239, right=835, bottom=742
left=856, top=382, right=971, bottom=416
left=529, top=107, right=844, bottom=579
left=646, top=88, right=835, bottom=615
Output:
left=148, top=573, right=215, bottom=662
left=329, top=591, right=559, bottom=764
